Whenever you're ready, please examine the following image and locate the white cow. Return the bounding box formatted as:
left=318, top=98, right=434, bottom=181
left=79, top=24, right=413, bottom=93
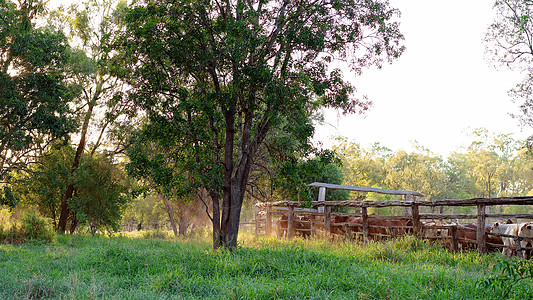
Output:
left=491, top=222, right=519, bottom=256
left=518, top=223, right=533, bottom=259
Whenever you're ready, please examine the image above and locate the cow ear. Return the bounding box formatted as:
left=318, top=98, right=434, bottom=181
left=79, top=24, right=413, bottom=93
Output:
left=494, top=222, right=499, bottom=227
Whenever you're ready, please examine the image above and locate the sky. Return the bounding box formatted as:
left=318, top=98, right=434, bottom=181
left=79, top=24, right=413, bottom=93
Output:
left=313, top=0, right=530, bottom=156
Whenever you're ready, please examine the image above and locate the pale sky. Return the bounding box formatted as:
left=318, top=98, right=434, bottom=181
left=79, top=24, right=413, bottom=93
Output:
left=313, top=0, right=530, bottom=156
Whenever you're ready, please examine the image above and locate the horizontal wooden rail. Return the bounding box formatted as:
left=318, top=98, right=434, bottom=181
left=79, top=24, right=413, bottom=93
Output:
left=262, top=196, right=533, bottom=209
left=308, top=182, right=424, bottom=197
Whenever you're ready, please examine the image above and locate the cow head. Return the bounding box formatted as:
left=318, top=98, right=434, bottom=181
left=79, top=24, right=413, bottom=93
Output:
left=491, top=222, right=500, bottom=231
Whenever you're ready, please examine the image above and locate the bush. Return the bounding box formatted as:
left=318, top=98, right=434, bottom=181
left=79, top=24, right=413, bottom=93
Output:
left=20, top=213, right=54, bottom=243
left=477, top=259, right=533, bottom=299
left=0, top=213, right=54, bottom=244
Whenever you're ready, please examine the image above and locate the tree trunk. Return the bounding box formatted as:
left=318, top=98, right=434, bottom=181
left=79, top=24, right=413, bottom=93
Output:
left=178, top=206, right=190, bottom=236
left=57, top=101, right=95, bottom=233
left=162, top=197, right=178, bottom=237
left=210, top=190, right=222, bottom=250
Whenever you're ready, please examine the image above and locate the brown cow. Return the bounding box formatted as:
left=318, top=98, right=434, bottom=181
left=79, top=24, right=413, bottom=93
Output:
left=446, top=224, right=503, bottom=252
left=275, top=214, right=312, bottom=238
left=336, top=217, right=412, bottom=240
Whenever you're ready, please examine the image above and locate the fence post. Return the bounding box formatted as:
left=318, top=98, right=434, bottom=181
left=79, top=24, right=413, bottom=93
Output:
left=451, top=225, right=458, bottom=253
left=265, top=205, right=272, bottom=237
left=476, top=204, right=486, bottom=255
left=411, top=202, right=420, bottom=237
left=324, top=205, right=331, bottom=237
left=404, top=194, right=413, bottom=216
left=288, top=205, right=295, bottom=240
left=254, top=205, right=260, bottom=236
left=362, top=206, right=369, bottom=240
left=515, top=236, right=523, bottom=258
left=318, top=187, right=326, bottom=213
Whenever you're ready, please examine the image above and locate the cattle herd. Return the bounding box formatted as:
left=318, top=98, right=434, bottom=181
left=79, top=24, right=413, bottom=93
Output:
left=274, top=214, right=533, bottom=258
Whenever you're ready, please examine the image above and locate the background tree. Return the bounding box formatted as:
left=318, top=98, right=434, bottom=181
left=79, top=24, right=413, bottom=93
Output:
left=0, top=0, right=75, bottom=206
left=14, top=143, right=130, bottom=233
left=15, top=144, right=73, bottom=229
left=485, top=0, right=533, bottom=146
left=116, top=0, right=405, bottom=249
left=70, top=153, right=130, bottom=234
left=48, top=0, right=133, bottom=233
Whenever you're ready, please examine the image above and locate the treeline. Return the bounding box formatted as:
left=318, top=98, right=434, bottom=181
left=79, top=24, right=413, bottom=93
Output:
left=332, top=129, right=533, bottom=204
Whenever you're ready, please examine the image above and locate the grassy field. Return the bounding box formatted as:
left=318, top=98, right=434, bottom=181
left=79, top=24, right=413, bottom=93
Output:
left=0, top=229, right=531, bottom=299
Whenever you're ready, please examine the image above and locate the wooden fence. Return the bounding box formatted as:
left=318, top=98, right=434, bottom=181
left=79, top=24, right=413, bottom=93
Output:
left=255, top=182, right=533, bottom=256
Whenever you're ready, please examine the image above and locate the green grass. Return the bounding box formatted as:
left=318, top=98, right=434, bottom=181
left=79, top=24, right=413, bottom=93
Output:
left=0, top=231, right=530, bottom=299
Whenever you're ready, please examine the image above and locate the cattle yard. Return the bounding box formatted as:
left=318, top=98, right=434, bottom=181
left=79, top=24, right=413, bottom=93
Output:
left=254, top=182, right=533, bottom=257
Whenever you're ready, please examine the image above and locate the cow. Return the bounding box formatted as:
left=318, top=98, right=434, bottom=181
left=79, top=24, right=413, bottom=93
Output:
left=491, top=222, right=519, bottom=257
left=275, top=214, right=312, bottom=238
left=445, top=223, right=504, bottom=253
left=518, top=222, right=533, bottom=259
left=421, top=220, right=448, bottom=246
left=343, top=217, right=412, bottom=240
left=421, top=220, right=447, bottom=237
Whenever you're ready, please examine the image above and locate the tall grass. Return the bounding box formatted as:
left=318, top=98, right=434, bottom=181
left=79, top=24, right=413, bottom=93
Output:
left=0, top=230, right=530, bottom=299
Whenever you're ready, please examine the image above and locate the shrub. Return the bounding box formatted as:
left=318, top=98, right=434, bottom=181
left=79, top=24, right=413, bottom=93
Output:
left=0, top=213, right=54, bottom=244
left=477, top=259, right=533, bottom=299
left=20, top=213, right=54, bottom=243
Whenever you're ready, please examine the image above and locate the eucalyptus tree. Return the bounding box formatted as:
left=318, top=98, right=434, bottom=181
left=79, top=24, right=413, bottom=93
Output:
left=48, top=0, right=133, bottom=232
left=485, top=0, right=533, bottom=142
left=0, top=0, right=74, bottom=206
left=117, top=0, right=405, bottom=249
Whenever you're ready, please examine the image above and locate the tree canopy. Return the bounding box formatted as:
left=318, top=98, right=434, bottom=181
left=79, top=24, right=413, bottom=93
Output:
left=485, top=0, right=533, bottom=144
left=115, top=0, right=405, bottom=249
left=0, top=0, right=75, bottom=189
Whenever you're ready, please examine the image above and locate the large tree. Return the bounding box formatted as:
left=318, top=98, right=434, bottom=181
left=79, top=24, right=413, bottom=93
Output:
left=117, top=0, right=405, bottom=249
left=0, top=0, right=74, bottom=197
left=485, top=0, right=533, bottom=139
left=48, top=0, right=133, bottom=232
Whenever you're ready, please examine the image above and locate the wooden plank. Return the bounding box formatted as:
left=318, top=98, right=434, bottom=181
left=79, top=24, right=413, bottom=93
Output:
left=515, top=236, right=523, bottom=258
left=260, top=195, right=533, bottom=209
left=308, top=182, right=424, bottom=197
left=362, top=207, right=369, bottom=240
left=271, top=206, right=319, bottom=213
left=420, top=214, right=477, bottom=220
left=412, top=203, right=420, bottom=237
left=266, top=196, right=533, bottom=209
left=325, top=206, right=331, bottom=238
left=265, top=205, right=272, bottom=237
left=318, top=186, right=326, bottom=213
left=254, top=206, right=260, bottom=236
left=404, top=194, right=413, bottom=216
left=477, top=205, right=486, bottom=255
left=451, top=225, right=458, bottom=253
left=485, top=214, right=533, bottom=219
left=287, top=206, right=294, bottom=240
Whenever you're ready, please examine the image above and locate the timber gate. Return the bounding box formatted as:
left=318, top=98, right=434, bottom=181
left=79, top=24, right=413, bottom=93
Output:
left=255, top=182, right=533, bottom=256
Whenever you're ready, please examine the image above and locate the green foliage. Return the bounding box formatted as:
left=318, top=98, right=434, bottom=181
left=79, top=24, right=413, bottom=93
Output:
left=276, top=151, right=349, bottom=203
left=486, top=1, right=533, bottom=151
left=19, top=213, right=54, bottom=243
left=334, top=129, right=533, bottom=202
left=16, top=144, right=130, bottom=233
left=0, top=0, right=75, bottom=182
left=477, top=259, right=533, bottom=299
left=0, top=213, right=53, bottom=244
left=0, top=185, right=18, bottom=209
left=16, top=143, right=73, bottom=227
left=70, top=153, right=130, bottom=233
left=114, top=0, right=405, bottom=248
